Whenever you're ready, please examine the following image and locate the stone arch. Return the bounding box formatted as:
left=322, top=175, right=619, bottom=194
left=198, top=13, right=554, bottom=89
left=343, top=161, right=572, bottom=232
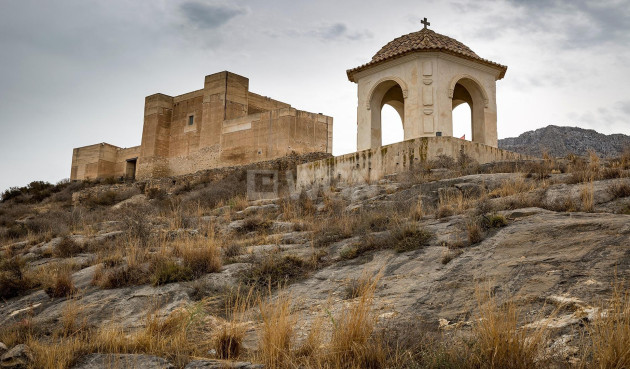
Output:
left=365, top=78, right=407, bottom=148
left=447, top=74, right=489, bottom=107
left=366, top=76, right=408, bottom=110
left=448, top=76, right=489, bottom=144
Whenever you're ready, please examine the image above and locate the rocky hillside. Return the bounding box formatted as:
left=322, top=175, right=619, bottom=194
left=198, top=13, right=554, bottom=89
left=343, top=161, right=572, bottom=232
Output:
left=1, top=153, right=630, bottom=368
left=499, top=125, right=630, bottom=158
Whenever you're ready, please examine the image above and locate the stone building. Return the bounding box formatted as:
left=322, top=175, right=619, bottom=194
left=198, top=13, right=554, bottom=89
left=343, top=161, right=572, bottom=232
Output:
left=296, top=22, right=529, bottom=188
left=348, top=19, right=507, bottom=150
left=70, top=71, right=333, bottom=181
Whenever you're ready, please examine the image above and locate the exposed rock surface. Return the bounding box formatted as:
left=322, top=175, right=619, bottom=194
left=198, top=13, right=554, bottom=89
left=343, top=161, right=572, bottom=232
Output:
left=0, top=344, right=34, bottom=368
left=499, top=125, right=630, bottom=158
left=71, top=354, right=174, bottom=369
left=184, top=360, right=263, bottom=369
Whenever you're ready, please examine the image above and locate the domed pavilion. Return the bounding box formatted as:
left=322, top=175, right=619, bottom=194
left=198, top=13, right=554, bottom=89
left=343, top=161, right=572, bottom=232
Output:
left=347, top=18, right=507, bottom=150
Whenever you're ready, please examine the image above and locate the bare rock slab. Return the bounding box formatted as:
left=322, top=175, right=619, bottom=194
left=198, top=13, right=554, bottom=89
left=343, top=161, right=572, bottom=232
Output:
left=0, top=344, right=34, bottom=368
left=184, top=360, right=263, bottom=369
left=72, top=354, right=173, bottom=369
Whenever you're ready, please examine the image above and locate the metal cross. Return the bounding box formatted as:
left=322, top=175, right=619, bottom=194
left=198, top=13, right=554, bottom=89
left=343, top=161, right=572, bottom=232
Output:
left=421, top=17, right=430, bottom=29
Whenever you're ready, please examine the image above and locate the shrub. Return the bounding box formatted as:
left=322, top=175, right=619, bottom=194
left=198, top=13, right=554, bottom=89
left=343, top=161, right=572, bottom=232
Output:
left=151, top=260, right=194, bottom=286
left=176, top=238, right=222, bottom=277
left=4, top=223, right=28, bottom=240
left=393, top=226, right=433, bottom=253
left=92, top=263, right=149, bottom=289
left=146, top=187, right=167, bottom=200
left=466, top=219, right=484, bottom=245
left=608, top=182, right=630, bottom=199
left=44, top=271, right=77, bottom=298
left=239, top=254, right=313, bottom=291
left=347, top=225, right=433, bottom=259
left=53, top=237, right=83, bottom=258
left=0, top=258, right=33, bottom=299
left=428, top=154, right=456, bottom=169
left=486, top=213, right=508, bottom=228
left=240, top=216, right=272, bottom=234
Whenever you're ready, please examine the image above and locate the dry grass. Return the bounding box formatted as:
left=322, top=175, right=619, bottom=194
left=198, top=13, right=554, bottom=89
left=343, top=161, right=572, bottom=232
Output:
left=172, top=235, right=223, bottom=277
left=471, top=290, right=550, bottom=369
left=466, top=218, right=484, bottom=245
left=328, top=272, right=383, bottom=368
left=214, top=288, right=253, bottom=360
left=488, top=177, right=536, bottom=198
left=44, top=269, right=77, bottom=298
left=586, top=281, right=630, bottom=369
left=258, top=290, right=296, bottom=368
left=608, top=181, right=630, bottom=199
left=580, top=181, right=594, bottom=212
left=10, top=302, right=207, bottom=369
left=436, top=190, right=480, bottom=218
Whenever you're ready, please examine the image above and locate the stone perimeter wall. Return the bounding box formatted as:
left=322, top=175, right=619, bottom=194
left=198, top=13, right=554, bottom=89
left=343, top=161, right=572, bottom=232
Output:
left=296, top=137, right=535, bottom=189
left=70, top=71, right=333, bottom=182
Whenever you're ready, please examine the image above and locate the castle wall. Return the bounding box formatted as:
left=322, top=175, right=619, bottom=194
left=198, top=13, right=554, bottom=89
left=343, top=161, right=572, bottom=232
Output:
left=71, top=144, right=141, bottom=181
left=296, top=137, right=532, bottom=189
left=72, top=71, right=333, bottom=181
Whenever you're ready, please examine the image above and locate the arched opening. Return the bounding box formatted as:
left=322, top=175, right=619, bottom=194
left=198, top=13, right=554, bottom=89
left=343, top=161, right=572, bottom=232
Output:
left=452, top=84, right=472, bottom=141
left=368, top=80, right=405, bottom=148
left=450, top=77, right=487, bottom=144
left=381, top=102, right=404, bottom=146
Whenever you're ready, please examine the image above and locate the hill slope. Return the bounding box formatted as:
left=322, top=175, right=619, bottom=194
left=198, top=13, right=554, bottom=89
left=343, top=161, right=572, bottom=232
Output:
left=499, top=125, right=630, bottom=158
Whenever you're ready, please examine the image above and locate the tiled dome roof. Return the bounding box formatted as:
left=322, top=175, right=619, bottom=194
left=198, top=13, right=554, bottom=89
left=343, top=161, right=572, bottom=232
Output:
left=347, top=28, right=507, bottom=82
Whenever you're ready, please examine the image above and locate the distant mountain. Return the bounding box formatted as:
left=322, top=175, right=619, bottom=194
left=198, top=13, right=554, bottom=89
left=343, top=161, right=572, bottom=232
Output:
left=498, top=125, right=630, bottom=158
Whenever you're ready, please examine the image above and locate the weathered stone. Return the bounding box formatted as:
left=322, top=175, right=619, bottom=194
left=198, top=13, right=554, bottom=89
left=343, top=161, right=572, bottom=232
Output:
left=184, top=360, right=263, bottom=369
left=71, top=72, right=332, bottom=182
left=112, top=194, right=147, bottom=210
left=0, top=344, right=34, bottom=368
left=71, top=354, right=173, bottom=369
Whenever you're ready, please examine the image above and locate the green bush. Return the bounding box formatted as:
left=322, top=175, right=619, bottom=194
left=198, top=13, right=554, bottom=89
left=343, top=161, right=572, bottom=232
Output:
left=151, top=261, right=194, bottom=286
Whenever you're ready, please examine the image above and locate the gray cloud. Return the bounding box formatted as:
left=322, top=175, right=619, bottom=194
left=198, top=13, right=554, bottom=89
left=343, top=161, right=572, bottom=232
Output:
left=503, top=0, right=630, bottom=49
left=179, top=2, right=246, bottom=29
left=569, top=99, right=630, bottom=131
left=281, top=23, right=372, bottom=41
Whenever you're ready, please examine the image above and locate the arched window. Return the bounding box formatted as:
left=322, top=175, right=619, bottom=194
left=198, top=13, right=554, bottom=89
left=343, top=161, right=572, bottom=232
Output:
left=452, top=99, right=471, bottom=141
left=381, top=102, right=404, bottom=146
left=450, top=77, right=488, bottom=144
left=367, top=80, right=405, bottom=148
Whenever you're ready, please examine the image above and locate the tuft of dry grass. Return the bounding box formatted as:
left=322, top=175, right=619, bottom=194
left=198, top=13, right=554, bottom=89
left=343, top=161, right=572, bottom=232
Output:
left=586, top=281, right=630, bottom=369
left=328, top=272, right=384, bottom=368
left=608, top=181, right=630, bottom=199
left=471, top=289, right=550, bottom=369
left=44, top=269, right=77, bottom=298
left=214, top=288, right=253, bottom=360
left=580, top=181, right=594, bottom=212
left=173, top=235, right=223, bottom=277
left=488, top=178, right=536, bottom=198
left=258, top=290, right=296, bottom=368
left=53, top=236, right=83, bottom=258
left=466, top=218, right=484, bottom=245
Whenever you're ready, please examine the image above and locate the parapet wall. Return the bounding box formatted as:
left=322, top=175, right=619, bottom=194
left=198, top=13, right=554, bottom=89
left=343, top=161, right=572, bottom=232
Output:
left=296, top=137, right=533, bottom=189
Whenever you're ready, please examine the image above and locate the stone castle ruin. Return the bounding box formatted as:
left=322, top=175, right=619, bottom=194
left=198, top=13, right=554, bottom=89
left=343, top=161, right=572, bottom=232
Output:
left=71, top=21, right=528, bottom=185
left=71, top=71, right=333, bottom=181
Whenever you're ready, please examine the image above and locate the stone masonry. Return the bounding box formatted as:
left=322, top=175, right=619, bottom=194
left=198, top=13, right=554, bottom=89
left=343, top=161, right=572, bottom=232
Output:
left=70, top=71, right=333, bottom=181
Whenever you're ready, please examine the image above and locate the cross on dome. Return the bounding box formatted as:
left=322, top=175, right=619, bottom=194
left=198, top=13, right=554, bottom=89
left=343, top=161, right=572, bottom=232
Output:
left=421, top=17, right=430, bottom=29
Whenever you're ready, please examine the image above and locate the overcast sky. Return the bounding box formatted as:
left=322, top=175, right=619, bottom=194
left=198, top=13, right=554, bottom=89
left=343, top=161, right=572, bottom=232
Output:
left=1, top=0, right=629, bottom=193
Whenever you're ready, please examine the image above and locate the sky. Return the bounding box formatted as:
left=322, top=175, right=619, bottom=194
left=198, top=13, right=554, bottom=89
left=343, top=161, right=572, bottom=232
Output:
left=1, top=0, right=629, bottom=193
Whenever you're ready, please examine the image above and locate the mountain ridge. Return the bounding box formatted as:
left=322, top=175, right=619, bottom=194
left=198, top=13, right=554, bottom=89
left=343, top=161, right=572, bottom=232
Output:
left=498, top=125, right=630, bottom=158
